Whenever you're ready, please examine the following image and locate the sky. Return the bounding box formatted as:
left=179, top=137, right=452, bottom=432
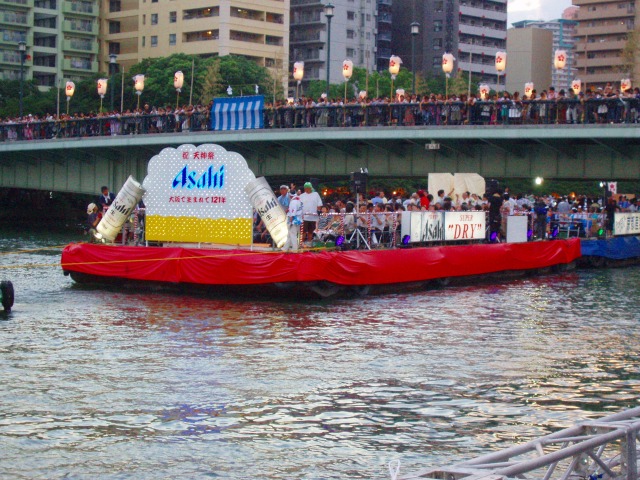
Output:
left=507, top=0, right=573, bottom=27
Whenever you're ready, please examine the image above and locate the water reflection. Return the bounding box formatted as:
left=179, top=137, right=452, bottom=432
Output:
left=0, top=232, right=639, bottom=478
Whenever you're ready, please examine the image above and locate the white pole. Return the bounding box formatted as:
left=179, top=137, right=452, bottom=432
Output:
left=120, top=66, right=125, bottom=113
left=189, top=58, right=195, bottom=106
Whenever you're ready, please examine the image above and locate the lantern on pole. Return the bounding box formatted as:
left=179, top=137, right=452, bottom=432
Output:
left=621, top=78, right=632, bottom=92
left=442, top=53, right=455, bottom=99
left=396, top=88, right=405, bottom=101
left=293, top=61, right=304, bottom=99
left=65, top=81, right=75, bottom=115
left=358, top=90, right=367, bottom=101
left=133, top=74, right=144, bottom=110
left=174, top=70, right=184, bottom=108
left=524, top=82, right=534, bottom=99
left=571, top=79, right=582, bottom=95
left=554, top=50, right=567, bottom=70
left=389, top=55, right=402, bottom=101
left=342, top=59, right=353, bottom=103
left=97, top=78, right=108, bottom=113
left=495, top=51, right=506, bottom=91
left=478, top=83, right=490, bottom=100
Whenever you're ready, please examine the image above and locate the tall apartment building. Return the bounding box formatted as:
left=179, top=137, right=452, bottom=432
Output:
left=392, top=0, right=507, bottom=90
left=101, top=0, right=289, bottom=78
left=512, top=16, right=578, bottom=92
left=0, top=0, right=99, bottom=87
left=289, top=0, right=378, bottom=88
left=573, top=0, right=637, bottom=88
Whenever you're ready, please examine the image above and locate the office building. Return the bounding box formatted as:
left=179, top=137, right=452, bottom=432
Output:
left=506, top=27, right=553, bottom=94
left=512, top=14, right=578, bottom=92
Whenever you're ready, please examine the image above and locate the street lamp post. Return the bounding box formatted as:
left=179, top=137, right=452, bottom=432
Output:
left=410, top=22, right=419, bottom=95
left=109, top=53, right=117, bottom=112
left=18, top=41, right=26, bottom=118
left=324, top=3, right=334, bottom=97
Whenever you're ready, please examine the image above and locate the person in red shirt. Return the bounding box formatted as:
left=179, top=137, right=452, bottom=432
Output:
left=417, top=190, right=430, bottom=209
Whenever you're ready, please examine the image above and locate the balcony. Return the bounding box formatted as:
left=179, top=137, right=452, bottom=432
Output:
left=63, top=38, right=98, bottom=53
left=577, top=8, right=634, bottom=21
left=576, top=56, right=624, bottom=68
left=0, top=0, right=32, bottom=7
left=458, top=42, right=500, bottom=56
left=576, top=22, right=631, bottom=36
left=63, top=1, right=98, bottom=17
left=581, top=72, right=625, bottom=84
left=62, top=19, right=98, bottom=35
left=0, top=50, right=21, bottom=65
left=459, top=23, right=506, bottom=40
left=63, top=57, right=98, bottom=72
left=575, top=40, right=627, bottom=52
left=0, top=10, right=29, bottom=26
left=459, top=5, right=505, bottom=21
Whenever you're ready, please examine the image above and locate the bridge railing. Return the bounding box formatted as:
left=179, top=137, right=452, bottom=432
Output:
left=1, top=98, right=638, bottom=142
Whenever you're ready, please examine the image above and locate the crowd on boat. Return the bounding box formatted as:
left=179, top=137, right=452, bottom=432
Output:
left=3, top=83, right=640, bottom=142
left=254, top=182, right=636, bottom=249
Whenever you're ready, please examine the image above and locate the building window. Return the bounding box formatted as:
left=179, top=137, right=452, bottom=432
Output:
left=109, top=42, right=120, bottom=54
left=347, top=48, right=355, bottom=57
left=170, top=11, right=176, bottom=22
left=142, top=36, right=145, bottom=46
left=109, top=21, right=120, bottom=34
left=433, top=38, right=442, bottom=49
left=142, top=14, right=146, bottom=25
left=435, top=0, right=444, bottom=11
left=366, top=13, right=371, bottom=21
left=347, top=29, right=355, bottom=38
left=434, top=20, right=443, bottom=32
left=347, top=11, right=355, bottom=20
left=151, top=13, right=158, bottom=25
left=151, top=0, right=157, bottom=3
left=169, top=33, right=176, bottom=45
left=151, top=35, right=158, bottom=46
left=432, top=56, right=440, bottom=67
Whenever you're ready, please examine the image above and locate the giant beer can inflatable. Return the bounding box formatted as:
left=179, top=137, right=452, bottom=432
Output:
left=97, top=176, right=146, bottom=241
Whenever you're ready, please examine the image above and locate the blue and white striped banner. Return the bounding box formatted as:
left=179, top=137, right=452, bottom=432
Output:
left=210, top=95, right=264, bottom=131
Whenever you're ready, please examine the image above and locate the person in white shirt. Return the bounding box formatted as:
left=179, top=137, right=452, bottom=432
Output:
left=283, top=193, right=303, bottom=252
left=299, top=181, right=323, bottom=244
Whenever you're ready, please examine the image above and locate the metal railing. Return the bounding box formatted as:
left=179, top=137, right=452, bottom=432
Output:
left=402, top=407, right=640, bottom=480
left=2, top=98, right=639, bottom=143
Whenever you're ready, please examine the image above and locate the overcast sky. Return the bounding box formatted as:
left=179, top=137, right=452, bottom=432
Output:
left=507, top=0, right=573, bottom=27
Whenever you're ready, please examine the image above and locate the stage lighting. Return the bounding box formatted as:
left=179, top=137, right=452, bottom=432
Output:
left=551, top=227, right=559, bottom=238
left=489, top=231, right=498, bottom=242
left=402, top=235, right=411, bottom=245
left=527, top=229, right=533, bottom=239
left=598, top=228, right=605, bottom=236
left=335, top=235, right=345, bottom=247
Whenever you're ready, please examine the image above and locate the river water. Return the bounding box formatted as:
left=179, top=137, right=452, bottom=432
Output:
left=1, top=229, right=639, bottom=479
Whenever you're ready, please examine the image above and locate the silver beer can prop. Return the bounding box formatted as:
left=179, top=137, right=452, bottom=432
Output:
left=245, top=177, right=288, bottom=248
left=97, top=176, right=146, bottom=241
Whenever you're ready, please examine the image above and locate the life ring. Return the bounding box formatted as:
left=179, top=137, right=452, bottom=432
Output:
left=1, top=280, right=14, bottom=312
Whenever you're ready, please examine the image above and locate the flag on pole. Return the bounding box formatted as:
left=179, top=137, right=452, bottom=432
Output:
left=608, top=182, right=617, bottom=194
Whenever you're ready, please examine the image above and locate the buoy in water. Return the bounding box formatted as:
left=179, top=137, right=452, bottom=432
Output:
left=1, top=280, right=14, bottom=312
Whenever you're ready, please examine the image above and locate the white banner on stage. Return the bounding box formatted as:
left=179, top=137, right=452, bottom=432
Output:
left=401, top=211, right=445, bottom=242
left=614, top=212, right=640, bottom=235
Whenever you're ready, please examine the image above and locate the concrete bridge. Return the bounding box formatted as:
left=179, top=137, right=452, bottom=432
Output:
left=0, top=124, right=639, bottom=195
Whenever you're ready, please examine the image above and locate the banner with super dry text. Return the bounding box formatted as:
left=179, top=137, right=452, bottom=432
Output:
left=444, top=211, right=486, bottom=241
left=614, top=212, right=640, bottom=236
left=142, top=144, right=256, bottom=245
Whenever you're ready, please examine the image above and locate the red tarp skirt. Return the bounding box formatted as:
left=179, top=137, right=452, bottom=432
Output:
left=61, top=239, right=581, bottom=287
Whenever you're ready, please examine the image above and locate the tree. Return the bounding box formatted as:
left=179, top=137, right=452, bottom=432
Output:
left=621, top=29, right=640, bottom=80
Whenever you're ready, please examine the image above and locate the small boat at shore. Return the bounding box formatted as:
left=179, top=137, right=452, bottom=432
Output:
left=60, top=143, right=582, bottom=299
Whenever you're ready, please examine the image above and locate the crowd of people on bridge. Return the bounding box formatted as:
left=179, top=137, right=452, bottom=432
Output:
left=3, top=82, right=640, bottom=142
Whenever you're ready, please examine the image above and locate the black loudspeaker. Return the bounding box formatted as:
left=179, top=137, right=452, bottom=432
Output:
left=487, top=179, right=500, bottom=195
left=350, top=172, right=368, bottom=194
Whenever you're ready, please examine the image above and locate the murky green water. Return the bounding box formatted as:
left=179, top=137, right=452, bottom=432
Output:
left=1, top=230, right=639, bottom=479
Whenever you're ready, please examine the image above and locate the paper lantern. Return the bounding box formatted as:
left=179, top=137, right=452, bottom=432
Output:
left=621, top=78, right=632, bottom=92
left=389, top=55, right=402, bottom=76
left=293, top=61, right=304, bottom=81
left=554, top=50, right=567, bottom=70
left=97, top=78, right=108, bottom=97
left=65, top=81, right=75, bottom=98
left=478, top=83, right=490, bottom=100
left=524, top=82, right=534, bottom=98
left=134, top=74, right=145, bottom=92
left=495, top=51, right=507, bottom=72
left=342, top=59, right=353, bottom=80
left=442, top=53, right=455, bottom=74
left=571, top=79, right=581, bottom=95
left=174, top=71, right=184, bottom=90
left=396, top=88, right=405, bottom=98
left=358, top=90, right=367, bottom=100
left=287, top=97, right=294, bottom=105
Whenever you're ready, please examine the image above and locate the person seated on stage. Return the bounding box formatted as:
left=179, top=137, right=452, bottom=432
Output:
left=314, top=205, right=337, bottom=242
left=86, top=203, right=102, bottom=242
left=97, top=186, right=116, bottom=211
left=370, top=203, right=386, bottom=245
left=343, top=202, right=356, bottom=237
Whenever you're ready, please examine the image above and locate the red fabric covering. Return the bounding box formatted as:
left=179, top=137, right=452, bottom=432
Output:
left=62, top=239, right=581, bottom=286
